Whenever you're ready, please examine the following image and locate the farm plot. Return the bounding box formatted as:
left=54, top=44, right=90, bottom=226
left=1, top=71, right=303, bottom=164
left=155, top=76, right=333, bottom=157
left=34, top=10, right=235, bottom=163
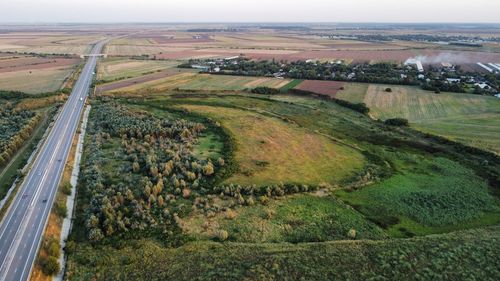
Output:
left=0, top=65, right=78, bottom=94
left=294, top=80, right=345, bottom=97
left=97, top=58, right=180, bottom=81
left=175, top=74, right=292, bottom=91
left=97, top=71, right=196, bottom=93
left=335, top=84, right=500, bottom=154
left=0, top=55, right=79, bottom=73
left=100, top=73, right=294, bottom=94
left=180, top=104, right=366, bottom=186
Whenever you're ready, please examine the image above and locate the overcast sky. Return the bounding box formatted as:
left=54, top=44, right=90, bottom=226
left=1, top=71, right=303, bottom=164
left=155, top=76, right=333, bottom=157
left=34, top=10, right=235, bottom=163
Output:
left=1, top=0, right=499, bottom=23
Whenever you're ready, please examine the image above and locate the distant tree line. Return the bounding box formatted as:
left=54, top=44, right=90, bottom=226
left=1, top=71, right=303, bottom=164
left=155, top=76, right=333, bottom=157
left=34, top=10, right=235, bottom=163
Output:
left=0, top=102, right=41, bottom=167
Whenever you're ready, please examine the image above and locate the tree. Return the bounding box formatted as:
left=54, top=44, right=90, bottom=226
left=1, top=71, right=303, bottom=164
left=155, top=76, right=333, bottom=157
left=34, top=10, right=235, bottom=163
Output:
left=88, top=228, right=104, bottom=242
left=203, top=162, right=214, bottom=176
left=132, top=161, right=140, bottom=173
left=157, top=195, right=164, bottom=207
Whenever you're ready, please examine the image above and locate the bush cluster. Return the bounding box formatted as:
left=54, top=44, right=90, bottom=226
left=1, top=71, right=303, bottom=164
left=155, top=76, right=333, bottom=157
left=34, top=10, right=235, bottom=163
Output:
left=81, top=103, right=222, bottom=242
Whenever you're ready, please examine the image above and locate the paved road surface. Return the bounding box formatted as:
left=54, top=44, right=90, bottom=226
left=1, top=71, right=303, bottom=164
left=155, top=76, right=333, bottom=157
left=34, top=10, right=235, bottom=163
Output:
left=0, top=42, right=104, bottom=281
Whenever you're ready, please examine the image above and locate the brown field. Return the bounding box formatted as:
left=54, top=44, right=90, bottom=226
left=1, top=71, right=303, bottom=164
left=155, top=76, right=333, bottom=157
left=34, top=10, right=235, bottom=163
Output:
left=0, top=31, right=102, bottom=55
left=102, top=31, right=500, bottom=64
left=295, top=80, right=345, bottom=97
left=99, top=73, right=292, bottom=94
left=0, top=65, right=79, bottom=94
left=0, top=55, right=79, bottom=73
left=245, top=49, right=500, bottom=63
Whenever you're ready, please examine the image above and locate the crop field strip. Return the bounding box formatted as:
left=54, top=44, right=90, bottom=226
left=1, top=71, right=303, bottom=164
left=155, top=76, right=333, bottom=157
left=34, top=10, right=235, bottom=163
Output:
left=99, top=73, right=297, bottom=94
left=97, top=58, right=181, bottom=81
left=335, top=83, right=500, bottom=154
left=101, top=32, right=500, bottom=63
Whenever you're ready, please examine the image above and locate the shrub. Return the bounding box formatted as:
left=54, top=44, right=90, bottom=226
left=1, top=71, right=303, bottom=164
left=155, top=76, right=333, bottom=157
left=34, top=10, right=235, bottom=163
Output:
left=214, top=229, right=229, bottom=241
left=347, top=229, right=357, bottom=239
left=55, top=202, right=67, bottom=218
left=65, top=240, right=77, bottom=254
left=225, top=209, right=237, bottom=220
left=203, top=162, right=214, bottom=176
left=251, top=87, right=280, bottom=95
left=47, top=240, right=60, bottom=257
left=40, top=256, right=60, bottom=276
left=384, top=118, right=409, bottom=127
left=385, top=88, right=392, bottom=92
left=61, top=182, right=72, bottom=195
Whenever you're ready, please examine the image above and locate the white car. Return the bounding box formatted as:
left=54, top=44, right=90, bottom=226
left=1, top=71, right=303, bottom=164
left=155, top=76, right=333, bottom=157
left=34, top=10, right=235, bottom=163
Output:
left=80, top=97, right=84, bottom=101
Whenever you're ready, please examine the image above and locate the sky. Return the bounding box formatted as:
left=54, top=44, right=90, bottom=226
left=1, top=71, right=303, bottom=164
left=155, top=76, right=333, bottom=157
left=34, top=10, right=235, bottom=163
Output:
left=1, top=0, right=499, bottom=23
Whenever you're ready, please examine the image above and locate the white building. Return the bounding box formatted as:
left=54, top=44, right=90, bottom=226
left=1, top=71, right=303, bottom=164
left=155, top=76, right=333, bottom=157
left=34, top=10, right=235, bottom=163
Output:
left=474, top=82, right=489, bottom=89
left=404, top=59, right=424, bottom=72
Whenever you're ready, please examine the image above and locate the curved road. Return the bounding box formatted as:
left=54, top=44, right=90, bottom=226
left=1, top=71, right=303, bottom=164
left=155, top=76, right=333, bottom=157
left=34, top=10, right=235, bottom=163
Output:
left=0, top=42, right=104, bottom=281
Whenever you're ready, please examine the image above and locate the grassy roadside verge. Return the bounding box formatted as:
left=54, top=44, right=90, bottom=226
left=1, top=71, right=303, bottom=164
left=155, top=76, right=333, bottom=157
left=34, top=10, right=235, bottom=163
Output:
left=65, top=225, right=500, bottom=280
left=30, top=110, right=82, bottom=281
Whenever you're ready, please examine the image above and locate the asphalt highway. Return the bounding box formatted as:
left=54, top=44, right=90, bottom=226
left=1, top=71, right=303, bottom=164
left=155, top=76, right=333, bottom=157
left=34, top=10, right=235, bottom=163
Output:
left=0, top=41, right=104, bottom=281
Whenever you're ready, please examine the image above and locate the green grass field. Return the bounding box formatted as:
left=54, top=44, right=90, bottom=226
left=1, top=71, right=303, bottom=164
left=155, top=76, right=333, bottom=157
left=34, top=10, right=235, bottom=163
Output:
left=0, top=66, right=76, bottom=94
left=335, top=83, right=500, bottom=154
left=66, top=92, right=500, bottom=281
left=280, top=79, right=303, bottom=92
left=66, top=226, right=500, bottom=280
left=337, top=154, right=500, bottom=237
left=104, top=74, right=296, bottom=93
left=97, top=58, right=180, bottom=81
left=180, top=104, right=366, bottom=186
left=183, top=194, right=387, bottom=243
left=176, top=74, right=293, bottom=91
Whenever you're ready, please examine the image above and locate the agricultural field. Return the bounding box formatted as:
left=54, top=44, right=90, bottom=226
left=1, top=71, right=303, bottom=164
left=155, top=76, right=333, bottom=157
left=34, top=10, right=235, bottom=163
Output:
left=64, top=90, right=500, bottom=280
left=294, top=80, right=345, bottom=97
left=0, top=54, right=80, bottom=94
left=0, top=32, right=101, bottom=55
left=335, top=84, right=500, bottom=154
left=96, top=57, right=180, bottom=81
left=102, top=31, right=500, bottom=63
left=99, top=73, right=294, bottom=94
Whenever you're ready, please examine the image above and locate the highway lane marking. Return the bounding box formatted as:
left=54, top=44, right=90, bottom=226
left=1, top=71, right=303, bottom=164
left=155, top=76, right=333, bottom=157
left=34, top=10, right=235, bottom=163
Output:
left=0, top=42, right=103, bottom=281
left=19, top=51, right=101, bottom=281
left=4, top=95, right=84, bottom=281
left=19, top=80, right=95, bottom=281
left=0, top=84, right=80, bottom=244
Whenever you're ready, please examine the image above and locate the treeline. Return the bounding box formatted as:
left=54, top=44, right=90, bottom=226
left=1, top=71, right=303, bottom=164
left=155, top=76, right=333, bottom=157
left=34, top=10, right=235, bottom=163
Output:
left=326, top=34, right=494, bottom=43
left=290, top=89, right=370, bottom=114
left=0, top=103, right=42, bottom=167
left=251, top=87, right=280, bottom=95
left=213, top=59, right=420, bottom=86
